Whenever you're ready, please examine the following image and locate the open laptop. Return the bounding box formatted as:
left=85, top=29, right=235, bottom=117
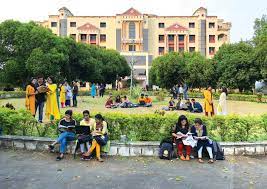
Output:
left=75, top=125, right=91, bottom=135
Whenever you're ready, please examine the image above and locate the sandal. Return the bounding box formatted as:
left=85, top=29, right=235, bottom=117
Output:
left=97, top=158, right=104, bottom=162
left=81, top=155, right=91, bottom=161
left=198, top=158, right=204, bottom=163
left=208, top=159, right=214, bottom=164
left=56, top=155, right=64, bottom=161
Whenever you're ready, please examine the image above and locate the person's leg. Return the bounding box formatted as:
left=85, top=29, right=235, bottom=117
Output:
left=206, top=146, right=214, bottom=159
left=39, top=101, right=44, bottom=122
left=59, top=137, right=67, bottom=154
left=177, top=143, right=185, bottom=160
left=86, top=140, right=97, bottom=155
left=185, top=145, right=192, bottom=160
left=198, top=146, right=204, bottom=163
left=95, top=142, right=101, bottom=159
left=80, top=143, right=85, bottom=153
left=86, top=142, right=90, bottom=151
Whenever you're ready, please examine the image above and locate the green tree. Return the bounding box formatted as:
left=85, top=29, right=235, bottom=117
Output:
left=214, top=42, right=260, bottom=92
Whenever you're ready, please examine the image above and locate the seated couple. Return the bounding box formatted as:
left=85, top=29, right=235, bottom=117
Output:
left=172, top=115, right=214, bottom=163
left=49, top=110, right=108, bottom=162
left=168, top=98, right=203, bottom=113
left=138, top=94, right=152, bottom=107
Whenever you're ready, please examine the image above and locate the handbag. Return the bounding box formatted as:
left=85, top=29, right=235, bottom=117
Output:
left=78, top=134, right=93, bottom=143
left=94, top=134, right=108, bottom=146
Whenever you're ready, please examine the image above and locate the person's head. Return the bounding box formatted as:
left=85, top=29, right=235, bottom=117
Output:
left=47, top=77, right=53, bottom=84
left=191, top=98, right=195, bottom=103
left=116, top=95, right=120, bottom=98
left=83, top=110, right=90, bottom=120
left=95, top=114, right=104, bottom=124
left=65, top=110, right=73, bottom=120
left=194, top=118, right=203, bottom=128
left=141, top=93, right=144, bottom=97
left=178, top=98, right=181, bottom=102
left=37, top=75, right=44, bottom=84
left=145, top=94, right=149, bottom=98
left=109, top=93, right=113, bottom=98
left=30, top=78, right=37, bottom=85
left=73, top=81, right=77, bottom=86
left=222, top=87, right=228, bottom=96
left=170, top=97, right=174, bottom=101
left=177, top=115, right=189, bottom=128
left=207, top=86, right=212, bottom=91
left=124, top=95, right=127, bottom=99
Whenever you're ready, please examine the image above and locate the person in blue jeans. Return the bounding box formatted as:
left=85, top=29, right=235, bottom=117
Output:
left=49, top=110, right=76, bottom=161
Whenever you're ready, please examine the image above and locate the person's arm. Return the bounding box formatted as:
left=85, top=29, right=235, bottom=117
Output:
left=101, top=121, right=107, bottom=135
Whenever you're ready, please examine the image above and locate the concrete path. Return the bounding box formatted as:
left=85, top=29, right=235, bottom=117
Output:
left=0, top=149, right=267, bottom=189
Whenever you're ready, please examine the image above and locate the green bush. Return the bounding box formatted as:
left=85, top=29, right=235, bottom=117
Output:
left=1, top=107, right=267, bottom=142
left=0, top=91, right=26, bottom=99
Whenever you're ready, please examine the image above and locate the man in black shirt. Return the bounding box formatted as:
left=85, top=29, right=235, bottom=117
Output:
left=35, top=76, right=47, bottom=123
left=72, top=81, right=79, bottom=107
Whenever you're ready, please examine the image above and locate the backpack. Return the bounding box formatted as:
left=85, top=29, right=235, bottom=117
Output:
left=212, top=141, right=225, bottom=160
left=159, top=138, right=173, bottom=160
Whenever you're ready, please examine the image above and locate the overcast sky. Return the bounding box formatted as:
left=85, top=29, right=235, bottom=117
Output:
left=0, top=0, right=266, bottom=42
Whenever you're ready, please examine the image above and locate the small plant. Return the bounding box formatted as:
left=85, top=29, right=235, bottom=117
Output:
left=154, top=109, right=165, bottom=116
left=2, top=103, right=15, bottom=110
left=154, top=91, right=165, bottom=101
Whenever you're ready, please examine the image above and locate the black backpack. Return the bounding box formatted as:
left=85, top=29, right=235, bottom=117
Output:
left=159, top=138, right=173, bottom=160
left=212, top=141, right=225, bottom=160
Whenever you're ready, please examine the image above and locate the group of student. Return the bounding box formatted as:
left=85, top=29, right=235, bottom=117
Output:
left=105, top=93, right=153, bottom=108
left=59, top=81, right=79, bottom=108
left=48, top=110, right=108, bottom=162
left=167, top=115, right=215, bottom=163
left=166, top=98, right=203, bottom=113
left=170, top=83, right=189, bottom=100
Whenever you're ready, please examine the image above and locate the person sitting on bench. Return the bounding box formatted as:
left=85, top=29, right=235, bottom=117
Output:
left=144, top=94, right=152, bottom=107
left=79, top=110, right=96, bottom=154
left=191, top=99, right=203, bottom=113
left=138, top=94, right=146, bottom=106
left=48, top=110, right=76, bottom=161
left=105, top=94, right=114, bottom=108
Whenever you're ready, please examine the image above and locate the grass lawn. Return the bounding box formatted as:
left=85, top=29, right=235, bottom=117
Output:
left=1, top=95, right=266, bottom=117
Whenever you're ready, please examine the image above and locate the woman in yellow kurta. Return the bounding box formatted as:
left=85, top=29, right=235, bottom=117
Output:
left=59, top=82, right=66, bottom=108
left=203, top=86, right=214, bottom=117
left=46, top=77, right=60, bottom=121
left=25, top=78, right=37, bottom=116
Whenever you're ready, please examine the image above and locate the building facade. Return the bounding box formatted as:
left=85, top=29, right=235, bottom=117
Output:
left=39, top=7, right=231, bottom=84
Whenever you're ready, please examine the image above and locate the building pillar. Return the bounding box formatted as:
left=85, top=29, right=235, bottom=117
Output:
left=146, top=54, right=149, bottom=85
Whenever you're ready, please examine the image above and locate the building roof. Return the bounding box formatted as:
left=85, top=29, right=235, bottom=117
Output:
left=165, top=23, right=188, bottom=31
left=120, top=7, right=142, bottom=16
left=77, top=23, right=99, bottom=31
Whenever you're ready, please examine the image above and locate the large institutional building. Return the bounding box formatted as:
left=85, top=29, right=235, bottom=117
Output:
left=39, top=7, right=231, bottom=84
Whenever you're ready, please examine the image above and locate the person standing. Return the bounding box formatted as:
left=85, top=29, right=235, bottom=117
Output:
left=179, top=85, right=184, bottom=99
left=91, top=83, right=96, bottom=98
left=72, top=81, right=79, bottom=107
left=65, top=82, right=72, bottom=107
left=203, top=86, right=214, bottom=117
left=217, top=87, right=228, bottom=115
left=25, top=78, right=37, bottom=117
left=46, top=77, right=60, bottom=121
left=35, top=76, right=47, bottom=123
left=59, top=82, right=66, bottom=108
left=99, top=83, right=105, bottom=98
left=183, top=83, right=189, bottom=100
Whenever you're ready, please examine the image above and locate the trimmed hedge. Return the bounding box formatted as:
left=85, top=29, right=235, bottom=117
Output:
left=0, top=107, right=267, bottom=142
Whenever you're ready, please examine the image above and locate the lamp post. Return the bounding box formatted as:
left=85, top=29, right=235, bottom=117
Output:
left=130, top=39, right=135, bottom=97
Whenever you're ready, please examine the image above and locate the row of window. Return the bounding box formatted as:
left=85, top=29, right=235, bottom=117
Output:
left=51, top=21, right=216, bottom=29
left=51, top=22, right=107, bottom=28
left=158, top=47, right=215, bottom=55
left=70, top=34, right=107, bottom=42
left=158, top=22, right=216, bottom=29
left=158, top=35, right=216, bottom=43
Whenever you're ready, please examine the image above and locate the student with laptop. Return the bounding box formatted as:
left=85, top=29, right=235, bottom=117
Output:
left=78, top=110, right=96, bottom=154
left=48, top=110, right=76, bottom=161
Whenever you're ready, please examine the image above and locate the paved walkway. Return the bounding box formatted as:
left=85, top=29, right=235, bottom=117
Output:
left=0, top=149, right=267, bottom=189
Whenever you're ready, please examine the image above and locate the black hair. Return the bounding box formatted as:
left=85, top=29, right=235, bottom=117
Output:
left=83, top=110, right=90, bottom=115
left=37, top=75, right=44, bottom=79
left=222, top=87, right=228, bottom=96
left=177, top=115, right=189, bottom=129
left=141, top=93, right=144, bottom=96
left=65, top=110, right=73, bottom=117
left=194, top=118, right=203, bottom=125
left=95, top=114, right=104, bottom=121
left=191, top=98, right=195, bottom=101
left=123, top=96, right=127, bottom=98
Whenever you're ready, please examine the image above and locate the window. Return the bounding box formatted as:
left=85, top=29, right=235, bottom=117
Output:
left=189, top=35, right=195, bottom=43
left=129, top=22, right=136, bottom=39
left=129, top=44, right=136, bottom=51
left=179, top=47, right=184, bottom=52
left=189, top=22, right=195, bottom=28
left=70, top=34, right=76, bottom=40
left=168, top=35, right=174, bottom=41
left=168, top=47, right=174, bottom=52
left=100, top=22, right=106, bottom=28
left=158, top=23, right=165, bottom=28
left=70, top=22, right=76, bottom=27
left=90, top=34, right=97, bottom=42
left=189, top=47, right=195, bottom=52
left=51, top=22, right=57, bottom=27
left=209, top=35, right=215, bottom=43
left=81, top=34, right=87, bottom=41
left=178, top=35, right=184, bottom=42
left=100, top=34, right=106, bottom=42
left=209, top=22, right=215, bottom=28
left=158, top=35, right=164, bottom=43
left=209, top=47, right=215, bottom=55
left=159, top=47, right=164, bottom=55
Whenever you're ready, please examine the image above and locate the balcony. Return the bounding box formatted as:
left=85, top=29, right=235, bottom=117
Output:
left=122, top=39, right=143, bottom=44
left=168, top=40, right=174, bottom=45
